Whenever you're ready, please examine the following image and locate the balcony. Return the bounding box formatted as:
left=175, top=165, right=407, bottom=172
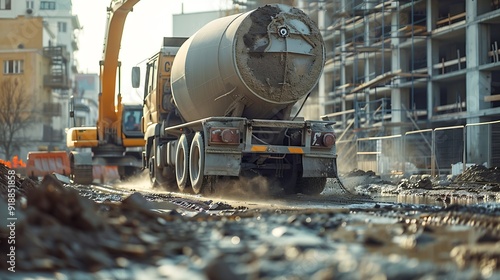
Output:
left=43, top=46, right=71, bottom=90
left=44, top=75, right=71, bottom=89
left=43, top=46, right=69, bottom=61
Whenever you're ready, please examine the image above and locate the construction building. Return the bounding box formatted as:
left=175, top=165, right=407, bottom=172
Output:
left=174, top=0, right=500, bottom=174
left=291, top=0, right=500, bottom=173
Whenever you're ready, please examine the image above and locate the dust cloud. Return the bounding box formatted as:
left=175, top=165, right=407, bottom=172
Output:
left=113, top=170, right=155, bottom=192
left=205, top=175, right=282, bottom=200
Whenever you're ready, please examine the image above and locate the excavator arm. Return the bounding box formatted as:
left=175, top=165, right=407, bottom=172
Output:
left=98, top=0, right=141, bottom=142
left=66, top=0, right=144, bottom=184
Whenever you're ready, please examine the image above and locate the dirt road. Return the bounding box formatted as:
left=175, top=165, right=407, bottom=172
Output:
left=0, top=165, right=499, bottom=279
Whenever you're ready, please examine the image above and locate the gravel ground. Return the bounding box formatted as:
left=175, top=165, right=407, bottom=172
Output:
left=0, top=164, right=499, bottom=279
left=342, top=167, right=500, bottom=205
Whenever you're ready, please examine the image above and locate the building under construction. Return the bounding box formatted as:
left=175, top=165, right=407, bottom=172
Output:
left=184, top=0, right=500, bottom=174
left=284, top=0, right=500, bottom=174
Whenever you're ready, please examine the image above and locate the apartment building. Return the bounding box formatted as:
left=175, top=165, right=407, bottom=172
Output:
left=0, top=0, right=80, bottom=159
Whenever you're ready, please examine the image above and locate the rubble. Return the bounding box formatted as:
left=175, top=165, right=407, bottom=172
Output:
left=453, top=165, right=500, bottom=184
left=0, top=170, right=194, bottom=272
left=343, top=165, right=500, bottom=203
left=0, top=164, right=498, bottom=278
left=344, top=168, right=377, bottom=177
left=0, top=163, right=37, bottom=200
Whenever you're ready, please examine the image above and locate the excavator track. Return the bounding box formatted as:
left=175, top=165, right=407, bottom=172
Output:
left=71, top=165, right=93, bottom=185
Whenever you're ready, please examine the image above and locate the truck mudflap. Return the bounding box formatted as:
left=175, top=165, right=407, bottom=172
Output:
left=204, top=152, right=242, bottom=176
left=302, top=156, right=338, bottom=178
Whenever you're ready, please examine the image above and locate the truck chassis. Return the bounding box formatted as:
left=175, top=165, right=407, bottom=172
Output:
left=145, top=117, right=338, bottom=195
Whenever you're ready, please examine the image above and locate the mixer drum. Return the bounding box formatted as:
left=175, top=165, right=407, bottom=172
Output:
left=170, top=4, right=325, bottom=122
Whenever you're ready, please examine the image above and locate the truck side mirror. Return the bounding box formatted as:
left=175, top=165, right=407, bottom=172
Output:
left=131, top=66, right=141, bottom=88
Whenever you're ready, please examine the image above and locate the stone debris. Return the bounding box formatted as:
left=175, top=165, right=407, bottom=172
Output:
left=0, top=164, right=498, bottom=279
left=344, top=168, right=377, bottom=177
left=0, top=170, right=195, bottom=272
left=453, top=165, right=500, bottom=184
left=451, top=243, right=500, bottom=270
left=343, top=165, right=500, bottom=203
left=397, top=176, right=433, bottom=190
left=0, top=163, right=37, bottom=200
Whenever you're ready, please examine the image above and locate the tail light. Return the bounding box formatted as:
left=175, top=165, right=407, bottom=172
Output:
left=209, top=128, right=240, bottom=145
left=311, top=132, right=336, bottom=148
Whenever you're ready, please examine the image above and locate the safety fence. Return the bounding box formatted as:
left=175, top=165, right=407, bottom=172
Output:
left=336, top=120, right=500, bottom=176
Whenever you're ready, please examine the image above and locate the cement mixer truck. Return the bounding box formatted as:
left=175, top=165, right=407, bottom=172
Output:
left=135, top=4, right=338, bottom=195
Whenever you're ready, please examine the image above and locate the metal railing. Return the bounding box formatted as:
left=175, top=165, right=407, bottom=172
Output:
left=336, top=120, right=500, bottom=176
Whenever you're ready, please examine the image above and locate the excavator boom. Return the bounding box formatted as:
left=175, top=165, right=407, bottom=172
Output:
left=99, top=0, right=141, bottom=127
left=65, top=0, right=144, bottom=184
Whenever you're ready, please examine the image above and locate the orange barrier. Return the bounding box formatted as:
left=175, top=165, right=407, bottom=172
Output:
left=23, top=151, right=120, bottom=183
left=25, top=151, right=70, bottom=178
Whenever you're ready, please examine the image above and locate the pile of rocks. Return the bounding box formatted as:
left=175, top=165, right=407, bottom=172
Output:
left=0, top=168, right=199, bottom=272
left=0, top=163, right=37, bottom=200
left=397, top=176, right=433, bottom=190
left=454, top=165, right=500, bottom=184
left=344, top=168, right=377, bottom=177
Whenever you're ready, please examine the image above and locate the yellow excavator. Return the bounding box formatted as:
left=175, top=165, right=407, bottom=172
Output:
left=66, top=0, right=144, bottom=184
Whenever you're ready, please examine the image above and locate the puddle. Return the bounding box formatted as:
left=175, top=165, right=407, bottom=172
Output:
left=373, top=194, right=500, bottom=207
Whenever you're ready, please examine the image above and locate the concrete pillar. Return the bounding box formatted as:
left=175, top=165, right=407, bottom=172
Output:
left=364, top=1, right=374, bottom=123
left=426, top=0, right=440, bottom=119
left=340, top=0, right=347, bottom=127
left=390, top=1, right=408, bottom=134
left=466, top=0, right=490, bottom=164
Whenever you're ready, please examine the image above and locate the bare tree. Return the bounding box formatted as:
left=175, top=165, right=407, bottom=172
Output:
left=0, top=77, right=34, bottom=160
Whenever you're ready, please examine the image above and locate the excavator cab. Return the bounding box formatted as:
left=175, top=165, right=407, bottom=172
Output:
left=122, top=105, right=143, bottom=137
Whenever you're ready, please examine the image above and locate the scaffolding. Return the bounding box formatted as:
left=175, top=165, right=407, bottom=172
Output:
left=300, top=0, right=500, bottom=172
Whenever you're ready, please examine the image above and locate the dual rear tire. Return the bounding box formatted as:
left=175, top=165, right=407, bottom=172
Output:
left=175, top=134, right=190, bottom=192
left=175, top=132, right=208, bottom=194
left=189, top=132, right=206, bottom=194
left=170, top=132, right=326, bottom=196
left=148, top=139, right=176, bottom=190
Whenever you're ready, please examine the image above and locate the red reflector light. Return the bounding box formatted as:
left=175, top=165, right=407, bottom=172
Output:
left=323, top=133, right=336, bottom=148
left=209, top=128, right=240, bottom=145
left=311, top=132, right=336, bottom=148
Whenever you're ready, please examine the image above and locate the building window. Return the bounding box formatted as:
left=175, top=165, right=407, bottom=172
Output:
left=1, top=0, right=12, bottom=10
left=40, top=1, right=55, bottom=10
left=58, top=22, right=67, bottom=33
left=26, top=0, right=34, bottom=9
left=3, top=60, right=24, bottom=74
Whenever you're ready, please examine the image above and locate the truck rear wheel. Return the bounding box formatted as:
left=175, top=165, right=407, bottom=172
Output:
left=296, top=177, right=326, bottom=196
left=118, top=166, right=141, bottom=180
left=175, top=134, right=191, bottom=192
left=149, top=140, right=176, bottom=191
left=189, top=132, right=206, bottom=194
left=149, top=155, right=176, bottom=191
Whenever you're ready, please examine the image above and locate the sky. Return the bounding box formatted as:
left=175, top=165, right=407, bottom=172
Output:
left=72, top=0, right=231, bottom=103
